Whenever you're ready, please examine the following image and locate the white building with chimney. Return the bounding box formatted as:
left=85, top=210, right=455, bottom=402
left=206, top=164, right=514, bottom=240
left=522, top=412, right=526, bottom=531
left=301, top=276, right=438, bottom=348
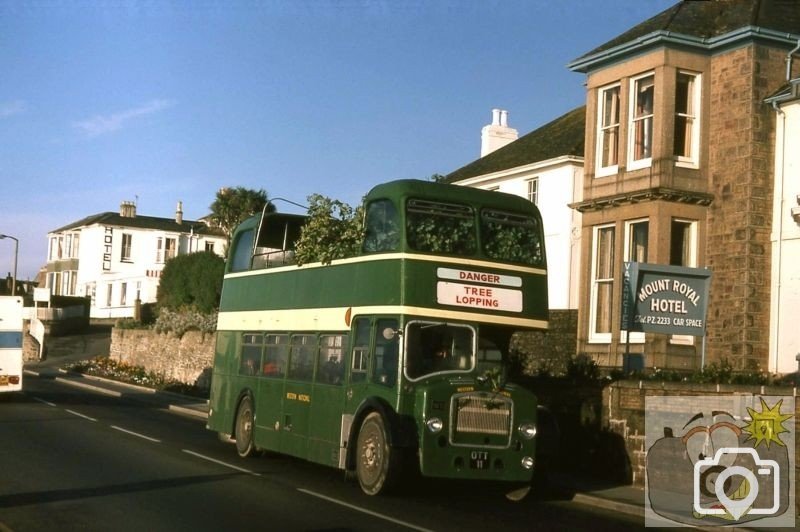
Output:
left=46, top=201, right=226, bottom=319
left=446, top=107, right=585, bottom=311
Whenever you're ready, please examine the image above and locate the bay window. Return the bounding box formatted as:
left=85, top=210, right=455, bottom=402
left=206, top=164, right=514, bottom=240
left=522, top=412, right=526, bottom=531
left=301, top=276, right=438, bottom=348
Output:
left=629, top=73, right=654, bottom=169
left=590, top=225, right=616, bottom=342
left=596, top=84, right=620, bottom=176
left=674, top=71, right=700, bottom=165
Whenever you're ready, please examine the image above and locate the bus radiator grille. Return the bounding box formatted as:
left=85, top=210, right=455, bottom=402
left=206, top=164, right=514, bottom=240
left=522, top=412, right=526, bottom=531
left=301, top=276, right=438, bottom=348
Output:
left=452, top=395, right=511, bottom=437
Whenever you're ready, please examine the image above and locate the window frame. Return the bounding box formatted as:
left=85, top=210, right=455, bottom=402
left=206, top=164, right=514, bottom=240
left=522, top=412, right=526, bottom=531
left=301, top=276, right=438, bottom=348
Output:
left=526, top=177, right=539, bottom=205
left=622, top=219, right=649, bottom=344
left=596, top=83, right=621, bottom=177
left=674, top=70, right=701, bottom=168
left=627, top=72, right=655, bottom=171
left=120, top=233, right=133, bottom=263
left=669, top=219, right=699, bottom=345
left=589, top=224, right=616, bottom=343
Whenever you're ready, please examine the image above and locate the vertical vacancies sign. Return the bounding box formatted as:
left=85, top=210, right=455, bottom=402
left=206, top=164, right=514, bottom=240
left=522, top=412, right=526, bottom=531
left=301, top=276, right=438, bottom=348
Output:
left=621, top=263, right=711, bottom=336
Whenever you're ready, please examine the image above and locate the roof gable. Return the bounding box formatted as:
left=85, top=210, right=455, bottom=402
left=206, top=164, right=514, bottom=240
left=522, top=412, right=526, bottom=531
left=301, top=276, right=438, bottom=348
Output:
left=445, top=106, right=585, bottom=183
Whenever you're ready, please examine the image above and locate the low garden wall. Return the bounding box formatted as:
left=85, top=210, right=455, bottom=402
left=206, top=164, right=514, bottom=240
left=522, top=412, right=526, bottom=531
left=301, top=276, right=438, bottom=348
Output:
left=110, top=328, right=215, bottom=390
left=603, top=380, right=799, bottom=515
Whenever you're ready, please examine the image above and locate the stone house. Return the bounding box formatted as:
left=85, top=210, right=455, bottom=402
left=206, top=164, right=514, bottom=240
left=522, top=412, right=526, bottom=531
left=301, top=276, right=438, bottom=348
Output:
left=567, top=0, right=800, bottom=372
left=46, top=201, right=226, bottom=319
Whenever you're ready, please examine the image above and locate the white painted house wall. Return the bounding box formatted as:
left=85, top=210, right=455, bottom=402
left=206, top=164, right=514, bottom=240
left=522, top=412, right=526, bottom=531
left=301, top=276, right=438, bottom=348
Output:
left=770, top=91, right=800, bottom=374
left=48, top=207, right=226, bottom=319
left=453, top=155, right=583, bottom=310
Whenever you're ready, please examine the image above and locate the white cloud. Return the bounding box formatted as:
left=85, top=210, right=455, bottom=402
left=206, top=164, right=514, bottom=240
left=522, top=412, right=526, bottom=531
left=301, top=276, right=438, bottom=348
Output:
left=0, top=100, right=26, bottom=118
left=73, top=98, right=175, bottom=137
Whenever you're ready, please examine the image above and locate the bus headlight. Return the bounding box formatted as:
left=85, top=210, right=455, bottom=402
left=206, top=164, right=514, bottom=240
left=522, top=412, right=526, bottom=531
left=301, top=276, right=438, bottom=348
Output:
left=521, top=456, right=535, bottom=470
left=426, top=417, right=444, bottom=433
left=518, top=422, right=537, bottom=439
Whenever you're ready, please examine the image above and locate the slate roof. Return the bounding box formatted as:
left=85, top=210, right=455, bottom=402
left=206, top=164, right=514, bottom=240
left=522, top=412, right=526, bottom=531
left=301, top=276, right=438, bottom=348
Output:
left=445, top=106, right=585, bottom=183
left=570, top=0, right=800, bottom=72
left=51, top=212, right=224, bottom=236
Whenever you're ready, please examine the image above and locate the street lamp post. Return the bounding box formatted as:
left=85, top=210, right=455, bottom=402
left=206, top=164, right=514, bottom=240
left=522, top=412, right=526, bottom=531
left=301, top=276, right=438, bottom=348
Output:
left=0, top=234, right=19, bottom=296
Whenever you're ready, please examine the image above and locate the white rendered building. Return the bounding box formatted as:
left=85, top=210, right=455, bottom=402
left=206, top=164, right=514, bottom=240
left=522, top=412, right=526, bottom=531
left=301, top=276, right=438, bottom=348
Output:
left=447, top=108, right=585, bottom=311
left=768, top=77, right=800, bottom=374
left=46, top=201, right=226, bottom=319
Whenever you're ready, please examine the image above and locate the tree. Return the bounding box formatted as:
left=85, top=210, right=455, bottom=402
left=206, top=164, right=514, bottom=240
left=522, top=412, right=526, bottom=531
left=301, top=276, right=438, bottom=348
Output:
left=157, top=251, right=226, bottom=313
left=209, top=187, right=272, bottom=245
left=293, top=194, right=364, bottom=265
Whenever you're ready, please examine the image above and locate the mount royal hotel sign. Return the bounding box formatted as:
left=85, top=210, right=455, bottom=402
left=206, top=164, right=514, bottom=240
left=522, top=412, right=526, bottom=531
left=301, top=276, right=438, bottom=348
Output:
left=621, top=262, right=711, bottom=337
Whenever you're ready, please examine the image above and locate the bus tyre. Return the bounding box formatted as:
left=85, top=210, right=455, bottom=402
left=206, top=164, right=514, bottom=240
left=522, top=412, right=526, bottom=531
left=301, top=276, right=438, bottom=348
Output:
left=234, top=396, right=258, bottom=458
left=356, top=412, right=399, bottom=495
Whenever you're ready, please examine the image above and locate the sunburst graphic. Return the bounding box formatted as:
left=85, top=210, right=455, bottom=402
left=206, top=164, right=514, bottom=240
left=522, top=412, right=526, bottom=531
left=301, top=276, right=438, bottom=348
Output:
left=742, top=398, right=792, bottom=448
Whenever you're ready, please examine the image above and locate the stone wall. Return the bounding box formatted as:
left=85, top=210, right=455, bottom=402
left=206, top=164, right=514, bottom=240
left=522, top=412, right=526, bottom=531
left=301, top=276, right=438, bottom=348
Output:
left=604, top=380, right=799, bottom=513
left=110, top=328, right=215, bottom=389
left=512, top=309, right=578, bottom=375
left=705, top=43, right=790, bottom=370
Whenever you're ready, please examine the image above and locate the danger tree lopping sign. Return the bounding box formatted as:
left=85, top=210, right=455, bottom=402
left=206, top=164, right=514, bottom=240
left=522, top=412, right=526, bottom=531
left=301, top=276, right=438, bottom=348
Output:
left=621, top=263, right=711, bottom=336
left=436, top=267, right=523, bottom=313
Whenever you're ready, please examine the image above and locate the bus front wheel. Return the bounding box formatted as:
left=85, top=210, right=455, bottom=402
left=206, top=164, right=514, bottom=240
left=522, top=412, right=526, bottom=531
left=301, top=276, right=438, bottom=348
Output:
left=356, top=412, right=399, bottom=495
left=234, top=395, right=258, bottom=458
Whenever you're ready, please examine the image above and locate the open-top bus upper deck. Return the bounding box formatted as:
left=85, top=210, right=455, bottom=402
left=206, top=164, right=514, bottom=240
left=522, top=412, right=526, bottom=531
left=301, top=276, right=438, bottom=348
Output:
left=218, top=179, right=549, bottom=334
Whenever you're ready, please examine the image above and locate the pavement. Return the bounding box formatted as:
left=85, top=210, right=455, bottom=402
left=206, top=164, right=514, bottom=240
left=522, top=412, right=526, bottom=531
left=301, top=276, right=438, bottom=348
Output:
left=21, top=363, right=800, bottom=529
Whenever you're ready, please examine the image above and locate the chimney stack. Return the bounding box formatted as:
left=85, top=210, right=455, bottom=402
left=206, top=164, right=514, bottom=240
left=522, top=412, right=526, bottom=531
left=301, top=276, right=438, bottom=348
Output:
left=480, top=108, right=518, bottom=157
left=176, top=201, right=183, bottom=224
left=120, top=201, right=136, bottom=218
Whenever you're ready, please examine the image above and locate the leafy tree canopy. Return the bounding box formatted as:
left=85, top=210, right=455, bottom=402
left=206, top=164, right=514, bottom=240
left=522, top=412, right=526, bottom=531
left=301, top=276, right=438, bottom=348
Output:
left=157, top=251, right=226, bottom=313
left=209, top=186, right=272, bottom=244
left=293, top=194, right=364, bottom=266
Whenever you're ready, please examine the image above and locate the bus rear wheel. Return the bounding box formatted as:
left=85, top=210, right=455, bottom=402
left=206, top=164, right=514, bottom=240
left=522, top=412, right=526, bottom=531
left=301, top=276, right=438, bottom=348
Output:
left=356, top=412, right=399, bottom=495
left=234, top=395, right=258, bottom=458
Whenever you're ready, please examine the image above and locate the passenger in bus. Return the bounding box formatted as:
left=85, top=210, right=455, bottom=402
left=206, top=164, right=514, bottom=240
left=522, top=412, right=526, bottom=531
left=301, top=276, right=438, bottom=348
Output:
left=321, top=355, right=343, bottom=385
left=263, top=360, right=280, bottom=376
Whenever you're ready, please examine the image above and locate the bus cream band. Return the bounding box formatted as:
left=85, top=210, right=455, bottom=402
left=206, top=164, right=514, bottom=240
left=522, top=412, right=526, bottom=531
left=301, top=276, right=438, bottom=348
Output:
left=224, top=252, right=546, bottom=279
left=217, top=306, right=547, bottom=331
left=436, top=282, right=523, bottom=313
left=436, top=267, right=522, bottom=288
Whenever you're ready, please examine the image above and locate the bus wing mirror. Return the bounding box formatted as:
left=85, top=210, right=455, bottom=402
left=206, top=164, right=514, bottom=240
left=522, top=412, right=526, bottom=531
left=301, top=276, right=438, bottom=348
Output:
left=382, top=328, right=401, bottom=341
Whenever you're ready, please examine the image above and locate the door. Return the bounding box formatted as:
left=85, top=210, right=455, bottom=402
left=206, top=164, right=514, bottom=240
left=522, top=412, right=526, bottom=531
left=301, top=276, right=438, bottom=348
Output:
left=279, top=334, right=316, bottom=457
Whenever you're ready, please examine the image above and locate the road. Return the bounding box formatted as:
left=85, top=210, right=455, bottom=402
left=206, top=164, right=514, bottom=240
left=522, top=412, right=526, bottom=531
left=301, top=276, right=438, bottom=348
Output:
left=0, top=374, right=643, bottom=531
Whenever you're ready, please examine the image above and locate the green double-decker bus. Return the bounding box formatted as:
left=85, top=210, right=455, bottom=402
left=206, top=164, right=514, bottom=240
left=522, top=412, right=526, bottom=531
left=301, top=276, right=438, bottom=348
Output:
left=207, top=179, right=548, bottom=495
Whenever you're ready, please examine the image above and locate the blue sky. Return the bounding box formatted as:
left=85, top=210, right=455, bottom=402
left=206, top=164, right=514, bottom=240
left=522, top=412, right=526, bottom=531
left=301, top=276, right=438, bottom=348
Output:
left=0, top=0, right=675, bottom=280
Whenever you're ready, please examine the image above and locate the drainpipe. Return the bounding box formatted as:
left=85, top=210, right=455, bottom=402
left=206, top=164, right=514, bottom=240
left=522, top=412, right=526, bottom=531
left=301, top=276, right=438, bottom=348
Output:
left=786, top=39, right=800, bottom=81
left=771, top=100, right=786, bottom=374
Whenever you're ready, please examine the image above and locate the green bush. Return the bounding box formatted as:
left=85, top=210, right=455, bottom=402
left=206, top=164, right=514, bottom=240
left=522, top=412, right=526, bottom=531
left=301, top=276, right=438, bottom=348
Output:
left=294, top=194, right=364, bottom=265
left=157, top=251, right=225, bottom=313
left=153, top=307, right=217, bottom=337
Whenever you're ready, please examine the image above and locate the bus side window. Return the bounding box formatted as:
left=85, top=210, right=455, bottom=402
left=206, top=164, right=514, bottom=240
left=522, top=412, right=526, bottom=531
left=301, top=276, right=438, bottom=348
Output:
left=263, top=334, right=288, bottom=377
left=239, top=333, right=264, bottom=376
left=230, top=228, right=255, bottom=272
left=288, top=334, right=316, bottom=381
left=317, top=334, right=344, bottom=385
left=363, top=199, right=400, bottom=253
left=372, top=318, right=399, bottom=387
left=350, top=318, right=370, bottom=383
